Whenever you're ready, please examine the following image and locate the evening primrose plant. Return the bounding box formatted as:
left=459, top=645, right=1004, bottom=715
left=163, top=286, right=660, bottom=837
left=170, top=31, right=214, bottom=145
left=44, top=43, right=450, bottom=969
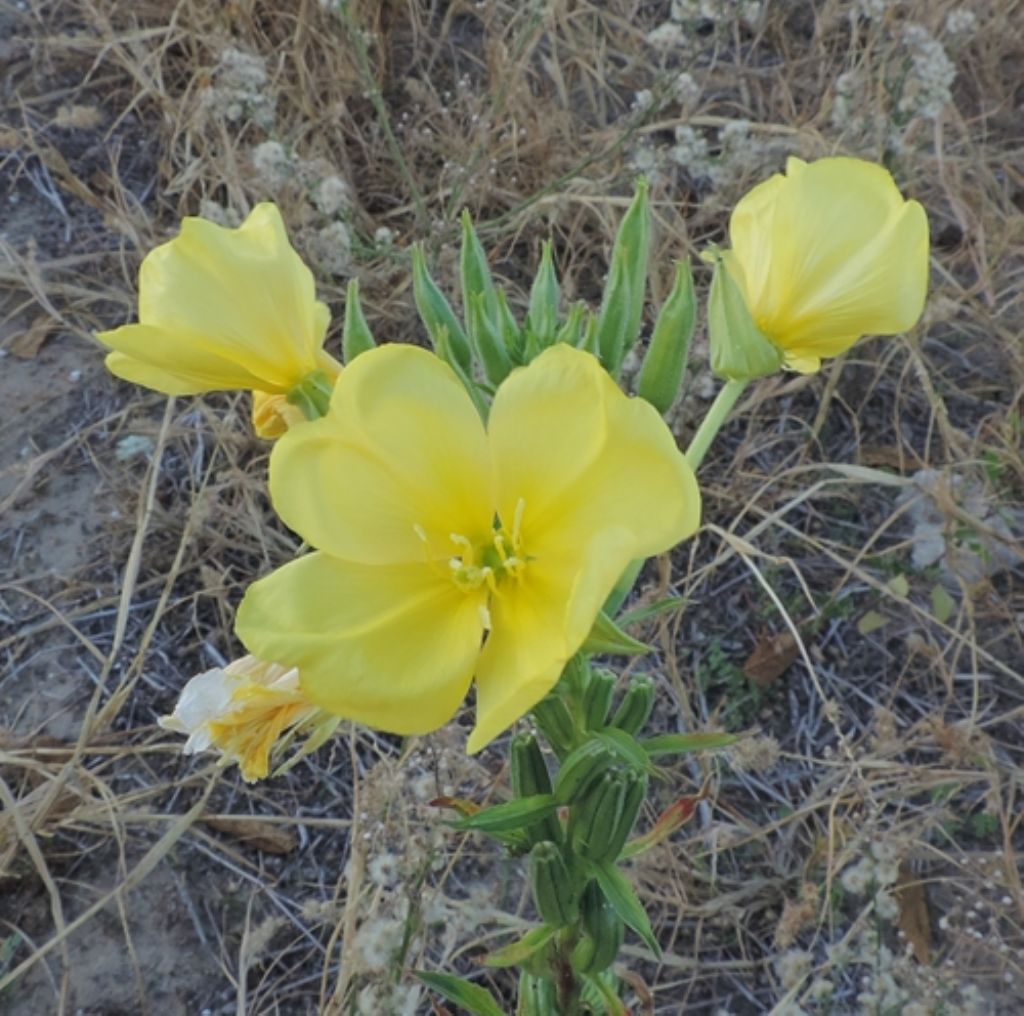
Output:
left=98, top=154, right=928, bottom=1015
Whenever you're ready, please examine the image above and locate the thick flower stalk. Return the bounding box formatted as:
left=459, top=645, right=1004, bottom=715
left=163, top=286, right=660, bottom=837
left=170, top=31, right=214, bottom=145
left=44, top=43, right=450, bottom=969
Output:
left=235, top=343, right=700, bottom=752
left=97, top=203, right=342, bottom=438
left=711, top=156, right=929, bottom=377
left=159, top=655, right=335, bottom=782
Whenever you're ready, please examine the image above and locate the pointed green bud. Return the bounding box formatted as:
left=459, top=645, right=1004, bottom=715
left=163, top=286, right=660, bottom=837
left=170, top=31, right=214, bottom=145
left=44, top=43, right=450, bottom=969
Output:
left=599, top=768, right=647, bottom=863
left=526, top=240, right=560, bottom=347
left=708, top=251, right=783, bottom=381
left=467, top=292, right=513, bottom=384
left=460, top=210, right=500, bottom=329
left=495, top=288, right=524, bottom=364
left=553, top=739, right=614, bottom=805
left=529, top=841, right=579, bottom=927
left=607, top=176, right=651, bottom=358
left=571, top=881, right=625, bottom=975
left=531, top=694, right=576, bottom=755
left=570, top=770, right=625, bottom=861
left=518, top=972, right=559, bottom=1015
left=594, top=245, right=633, bottom=376
left=411, top=245, right=473, bottom=374
left=286, top=369, right=333, bottom=419
left=341, top=279, right=376, bottom=363
left=511, top=731, right=562, bottom=845
left=432, top=325, right=489, bottom=419
left=636, top=258, right=696, bottom=414
left=554, top=301, right=587, bottom=348
left=581, top=311, right=600, bottom=357
left=610, top=674, right=655, bottom=736
left=583, top=669, right=617, bottom=730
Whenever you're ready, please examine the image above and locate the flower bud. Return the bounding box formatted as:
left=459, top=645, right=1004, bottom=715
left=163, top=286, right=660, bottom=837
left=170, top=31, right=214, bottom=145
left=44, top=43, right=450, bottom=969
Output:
left=583, top=669, right=617, bottom=730
left=553, top=738, right=615, bottom=805
left=531, top=694, right=576, bottom=755
left=530, top=841, right=579, bottom=927
left=572, top=767, right=647, bottom=863
left=526, top=240, right=561, bottom=348
left=610, top=673, right=655, bottom=735
left=637, top=258, right=696, bottom=414
left=571, top=881, right=625, bottom=974
left=412, top=244, right=473, bottom=373
left=511, top=731, right=563, bottom=845
left=341, top=278, right=376, bottom=363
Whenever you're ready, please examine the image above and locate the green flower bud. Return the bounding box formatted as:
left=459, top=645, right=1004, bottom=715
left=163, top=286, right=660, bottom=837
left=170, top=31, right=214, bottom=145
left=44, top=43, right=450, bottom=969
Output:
left=583, top=669, right=617, bottom=730
left=527, top=240, right=561, bottom=347
left=341, top=278, right=376, bottom=363
left=495, top=288, right=524, bottom=364
left=459, top=210, right=500, bottom=327
left=610, top=674, right=655, bottom=735
left=511, top=731, right=562, bottom=845
left=572, top=881, right=625, bottom=975
left=518, top=972, right=559, bottom=1015
left=707, top=251, right=783, bottom=381
left=554, top=301, right=587, bottom=349
left=594, top=245, right=633, bottom=376
left=609, top=176, right=650, bottom=359
left=553, top=739, right=614, bottom=805
left=529, top=841, right=579, bottom=927
left=572, top=767, right=647, bottom=863
left=412, top=245, right=473, bottom=374
left=531, top=694, right=576, bottom=755
left=467, top=291, right=512, bottom=385
left=636, top=258, right=696, bottom=414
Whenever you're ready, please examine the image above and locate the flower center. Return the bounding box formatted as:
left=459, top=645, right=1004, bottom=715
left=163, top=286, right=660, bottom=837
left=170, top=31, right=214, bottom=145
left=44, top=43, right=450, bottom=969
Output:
left=447, top=497, right=527, bottom=595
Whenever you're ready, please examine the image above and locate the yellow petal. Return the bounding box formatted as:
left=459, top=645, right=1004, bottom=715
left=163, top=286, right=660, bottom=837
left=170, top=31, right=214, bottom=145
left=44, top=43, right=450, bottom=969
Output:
left=99, top=203, right=334, bottom=393
left=468, top=345, right=701, bottom=751
left=488, top=344, right=700, bottom=557
left=236, top=552, right=486, bottom=735
left=468, top=528, right=637, bottom=753
left=102, top=327, right=270, bottom=394
left=269, top=344, right=492, bottom=565
left=729, top=157, right=929, bottom=359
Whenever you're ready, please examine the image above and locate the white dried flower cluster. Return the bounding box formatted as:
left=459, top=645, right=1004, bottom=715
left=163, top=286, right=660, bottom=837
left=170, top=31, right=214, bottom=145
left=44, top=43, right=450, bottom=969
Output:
left=646, top=21, right=687, bottom=50
left=856, top=0, right=890, bottom=18
left=198, top=47, right=276, bottom=130
left=673, top=72, right=702, bottom=113
left=899, top=24, right=956, bottom=120
left=312, top=174, right=352, bottom=217
left=672, top=0, right=762, bottom=27
left=356, top=981, right=422, bottom=1016
left=310, top=220, right=354, bottom=277
left=198, top=199, right=241, bottom=228
left=251, top=140, right=295, bottom=190
left=727, top=733, right=780, bottom=773
left=945, top=7, right=978, bottom=37
left=663, top=120, right=785, bottom=189
left=775, top=948, right=812, bottom=990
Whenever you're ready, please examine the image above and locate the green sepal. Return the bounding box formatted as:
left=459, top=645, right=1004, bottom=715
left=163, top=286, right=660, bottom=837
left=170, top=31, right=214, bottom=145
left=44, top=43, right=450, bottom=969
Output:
left=433, top=325, right=490, bottom=420
left=609, top=674, right=655, bottom=736
left=526, top=240, right=560, bottom=347
left=583, top=669, right=617, bottom=730
left=591, top=860, right=660, bottom=956
left=582, top=611, right=650, bottom=657
left=608, top=176, right=651, bottom=358
left=581, top=312, right=600, bottom=357
left=572, top=882, right=625, bottom=976
left=412, top=244, right=473, bottom=374
left=640, top=731, right=739, bottom=757
left=341, top=278, right=376, bottom=363
left=636, top=257, right=696, bottom=414
left=495, top=288, right=524, bottom=363
left=616, top=595, right=684, bottom=628
left=554, top=301, right=587, bottom=348
left=415, top=971, right=505, bottom=1016
left=594, top=245, right=633, bottom=376
left=468, top=291, right=513, bottom=385
left=530, top=840, right=579, bottom=927
left=581, top=972, right=629, bottom=1015
left=452, top=793, right=559, bottom=834
left=707, top=251, right=783, bottom=381
left=285, top=369, right=334, bottom=420
left=483, top=924, right=557, bottom=968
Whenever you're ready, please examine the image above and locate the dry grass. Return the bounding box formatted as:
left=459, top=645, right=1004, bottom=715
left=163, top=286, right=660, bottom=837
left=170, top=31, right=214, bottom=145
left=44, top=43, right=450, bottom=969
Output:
left=1, top=0, right=1022, bottom=1013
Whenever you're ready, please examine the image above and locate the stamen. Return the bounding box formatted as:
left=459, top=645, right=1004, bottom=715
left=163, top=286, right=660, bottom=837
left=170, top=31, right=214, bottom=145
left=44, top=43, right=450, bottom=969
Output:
left=478, top=603, right=492, bottom=629
left=413, top=523, right=428, bottom=543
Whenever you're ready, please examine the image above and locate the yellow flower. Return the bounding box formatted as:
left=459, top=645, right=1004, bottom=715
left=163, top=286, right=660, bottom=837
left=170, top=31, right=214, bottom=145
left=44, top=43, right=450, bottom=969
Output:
left=159, top=655, right=331, bottom=781
left=235, top=344, right=701, bottom=752
left=97, top=203, right=341, bottom=437
left=722, top=156, right=929, bottom=373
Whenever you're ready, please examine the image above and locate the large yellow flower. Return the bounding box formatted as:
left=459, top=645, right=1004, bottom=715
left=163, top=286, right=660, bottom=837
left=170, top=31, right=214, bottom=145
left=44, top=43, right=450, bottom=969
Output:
left=97, top=203, right=341, bottom=437
left=722, top=156, right=929, bottom=373
left=235, top=344, right=700, bottom=752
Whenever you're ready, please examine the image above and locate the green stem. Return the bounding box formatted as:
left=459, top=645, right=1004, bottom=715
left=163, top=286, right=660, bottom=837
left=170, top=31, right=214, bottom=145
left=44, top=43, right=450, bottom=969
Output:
left=684, top=378, right=748, bottom=471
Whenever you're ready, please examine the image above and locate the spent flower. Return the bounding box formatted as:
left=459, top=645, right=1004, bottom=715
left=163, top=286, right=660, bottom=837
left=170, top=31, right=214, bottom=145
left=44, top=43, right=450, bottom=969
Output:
left=97, top=203, right=342, bottom=438
left=236, top=343, right=700, bottom=752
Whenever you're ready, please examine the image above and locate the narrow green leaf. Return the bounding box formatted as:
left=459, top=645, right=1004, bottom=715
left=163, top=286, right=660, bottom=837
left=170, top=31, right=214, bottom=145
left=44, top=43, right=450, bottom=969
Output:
left=453, top=794, right=559, bottom=834
left=581, top=611, right=650, bottom=656
left=412, top=245, right=473, bottom=374
left=640, top=732, right=738, bottom=757
left=341, top=278, right=376, bottom=363
left=616, top=595, right=684, bottom=629
left=596, top=728, right=657, bottom=774
left=415, top=971, right=505, bottom=1016
left=483, top=924, right=556, bottom=968
left=591, top=861, right=660, bottom=955
left=636, top=258, right=696, bottom=414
